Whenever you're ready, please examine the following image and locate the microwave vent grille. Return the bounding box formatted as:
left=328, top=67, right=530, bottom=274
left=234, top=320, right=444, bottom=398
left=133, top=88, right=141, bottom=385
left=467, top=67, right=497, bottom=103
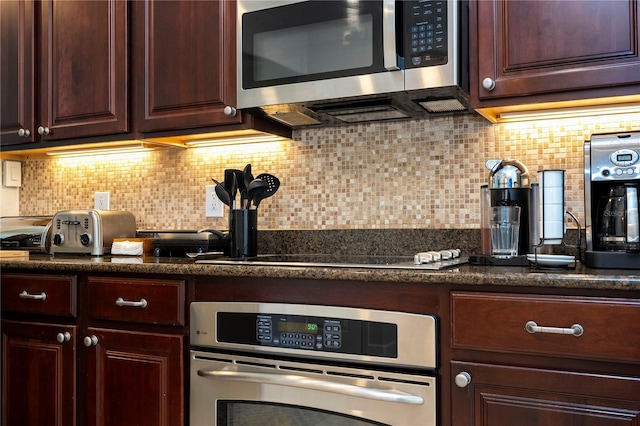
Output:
left=417, top=98, right=467, bottom=114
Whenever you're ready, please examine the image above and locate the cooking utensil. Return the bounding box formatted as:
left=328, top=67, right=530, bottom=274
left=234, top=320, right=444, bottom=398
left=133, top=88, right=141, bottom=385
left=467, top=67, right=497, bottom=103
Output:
left=246, top=178, right=268, bottom=208
left=224, top=169, right=241, bottom=195
left=230, top=173, right=239, bottom=209
left=252, top=173, right=280, bottom=208
left=243, top=164, right=254, bottom=190
left=211, top=178, right=231, bottom=207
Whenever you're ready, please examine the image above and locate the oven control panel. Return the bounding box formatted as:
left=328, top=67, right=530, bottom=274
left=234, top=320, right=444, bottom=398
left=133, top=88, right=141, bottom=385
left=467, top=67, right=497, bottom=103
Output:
left=220, top=312, right=394, bottom=357
left=257, top=314, right=342, bottom=350
left=191, top=302, right=438, bottom=369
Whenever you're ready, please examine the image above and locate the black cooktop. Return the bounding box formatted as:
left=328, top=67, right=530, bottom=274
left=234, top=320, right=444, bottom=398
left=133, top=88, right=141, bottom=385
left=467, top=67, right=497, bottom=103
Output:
left=195, top=253, right=468, bottom=270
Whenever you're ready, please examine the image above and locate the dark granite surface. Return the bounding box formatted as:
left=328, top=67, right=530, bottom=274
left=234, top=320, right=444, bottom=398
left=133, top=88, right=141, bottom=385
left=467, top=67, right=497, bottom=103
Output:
left=2, top=252, right=639, bottom=292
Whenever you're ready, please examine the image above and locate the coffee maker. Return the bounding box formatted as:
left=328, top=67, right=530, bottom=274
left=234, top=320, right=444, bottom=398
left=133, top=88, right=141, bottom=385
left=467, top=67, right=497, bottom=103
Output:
left=485, top=159, right=533, bottom=256
left=584, top=132, right=640, bottom=269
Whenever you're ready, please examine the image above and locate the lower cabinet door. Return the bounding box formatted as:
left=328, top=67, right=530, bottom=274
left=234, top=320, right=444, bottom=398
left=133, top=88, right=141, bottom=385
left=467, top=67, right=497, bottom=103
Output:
left=83, top=327, right=184, bottom=426
left=1, top=320, right=77, bottom=426
left=451, top=361, right=640, bottom=426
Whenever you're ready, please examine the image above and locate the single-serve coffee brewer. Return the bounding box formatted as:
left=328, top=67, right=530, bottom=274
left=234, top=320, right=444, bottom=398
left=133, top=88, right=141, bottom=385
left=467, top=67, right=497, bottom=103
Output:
left=584, top=132, right=640, bottom=269
left=483, top=159, right=533, bottom=258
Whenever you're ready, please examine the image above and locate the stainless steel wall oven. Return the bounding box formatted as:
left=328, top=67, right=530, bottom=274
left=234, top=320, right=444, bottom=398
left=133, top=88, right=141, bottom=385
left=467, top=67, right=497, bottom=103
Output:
left=190, top=302, right=438, bottom=426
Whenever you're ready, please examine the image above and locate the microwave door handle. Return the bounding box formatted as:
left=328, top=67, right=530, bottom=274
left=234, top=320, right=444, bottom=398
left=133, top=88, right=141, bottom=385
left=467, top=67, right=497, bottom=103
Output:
left=197, top=369, right=424, bottom=405
left=383, top=0, right=399, bottom=70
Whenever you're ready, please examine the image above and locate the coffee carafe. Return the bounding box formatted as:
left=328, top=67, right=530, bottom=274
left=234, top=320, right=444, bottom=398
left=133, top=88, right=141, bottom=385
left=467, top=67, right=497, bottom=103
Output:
left=584, top=132, right=640, bottom=269
left=595, top=184, right=639, bottom=252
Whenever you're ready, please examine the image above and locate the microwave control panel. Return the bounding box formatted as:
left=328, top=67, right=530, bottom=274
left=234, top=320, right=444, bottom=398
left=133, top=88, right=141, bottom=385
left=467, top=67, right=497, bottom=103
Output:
left=216, top=311, right=398, bottom=358
left=403, top=0, right=448, bottom=68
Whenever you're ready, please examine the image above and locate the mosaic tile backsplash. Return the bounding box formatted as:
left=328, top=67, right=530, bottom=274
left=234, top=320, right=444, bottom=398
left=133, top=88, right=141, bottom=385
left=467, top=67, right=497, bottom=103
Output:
left=18, top=112, right=640, bottom=232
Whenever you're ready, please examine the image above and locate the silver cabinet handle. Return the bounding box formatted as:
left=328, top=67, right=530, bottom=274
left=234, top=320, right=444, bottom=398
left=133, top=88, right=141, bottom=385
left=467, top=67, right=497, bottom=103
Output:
left=37, top=126, right=51, bottom=135
left=19, top=290, right=47, bottom=301
left=455, top=372, right=471, bottom=388
left=57, top=332, right=71, bottom=343
left=115, top=297, right=148, bottom=308
left=84, top=335, right=99, bottom=347
left=525, top=321, right=584, bottom=337
left=18, top=128, right=31, bottom=137
left=482, top=77, right=496, bottom=91
left=197, top=370, right=424, bottom=405
left=223, top=106, right=237, bottom=117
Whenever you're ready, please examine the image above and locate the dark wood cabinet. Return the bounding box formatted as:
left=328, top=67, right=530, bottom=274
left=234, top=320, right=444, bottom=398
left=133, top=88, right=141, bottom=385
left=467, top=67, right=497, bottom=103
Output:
left=449, top=291, right=640, bottom=425
left=450, top=361, right=640, bottom=426
left=83, top=328, right=184, bottom=426
left=0, top=0, right=128, bottom=145
left=133, top=0, right=241, bottom=133
left=470, top=0, right=640, bottom=109
left=38, top=0, right=129, bottom=141
left=81, top=276, right=186, bottom=426
left=1, top=273, right=78, bottom=426
left=0, top=0, right=35, bottom=146
left=2, top=321, right=77, bottom=426
left=1, top=273, right=187, bottom=426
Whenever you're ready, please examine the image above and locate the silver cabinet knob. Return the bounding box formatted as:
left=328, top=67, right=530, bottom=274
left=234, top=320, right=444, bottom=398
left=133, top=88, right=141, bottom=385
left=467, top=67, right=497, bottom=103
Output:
left=455, top=372, right=472, bottom=388
left=83, top=335, right=99, bottom=347
left=223, top=106, right=237, bottom=117
left=18, top=128, right=31, bottom=137
left=37, top=126, right=51, bottom=135
left=482, top=78, right=496, bottom=91
left=56, top=332, right=71, bottom=343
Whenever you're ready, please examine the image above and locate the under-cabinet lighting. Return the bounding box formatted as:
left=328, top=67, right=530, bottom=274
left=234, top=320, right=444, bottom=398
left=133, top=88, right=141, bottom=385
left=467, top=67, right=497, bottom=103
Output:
left=46, top=143, right=156, bottom=158
left=183, top=134, right=288, bottom=148
left=498, top=102, right=640, bottom=122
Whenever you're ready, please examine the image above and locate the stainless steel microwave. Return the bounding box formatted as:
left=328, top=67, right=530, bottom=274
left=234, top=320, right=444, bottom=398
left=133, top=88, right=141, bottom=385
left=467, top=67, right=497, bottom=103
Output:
left=237, top=0, right=469, bottom=127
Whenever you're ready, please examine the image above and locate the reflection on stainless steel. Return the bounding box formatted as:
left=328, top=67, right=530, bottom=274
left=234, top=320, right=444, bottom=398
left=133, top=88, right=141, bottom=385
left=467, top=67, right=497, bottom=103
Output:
left=196, top=253, right=468, bottom=270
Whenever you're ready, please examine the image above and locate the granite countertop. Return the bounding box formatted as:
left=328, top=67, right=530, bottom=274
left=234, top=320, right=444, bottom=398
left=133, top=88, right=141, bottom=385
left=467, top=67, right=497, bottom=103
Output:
left=1, top=253, right=640, bottom=291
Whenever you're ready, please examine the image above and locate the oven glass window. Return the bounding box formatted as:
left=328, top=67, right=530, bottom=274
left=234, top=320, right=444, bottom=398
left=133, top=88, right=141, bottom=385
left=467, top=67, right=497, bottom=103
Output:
left=218, top=401, right=387, bottom=426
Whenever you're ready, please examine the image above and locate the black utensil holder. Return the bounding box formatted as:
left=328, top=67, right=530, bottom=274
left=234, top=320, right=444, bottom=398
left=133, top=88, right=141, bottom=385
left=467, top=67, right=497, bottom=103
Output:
left=229, top=209, right=257, bottom=259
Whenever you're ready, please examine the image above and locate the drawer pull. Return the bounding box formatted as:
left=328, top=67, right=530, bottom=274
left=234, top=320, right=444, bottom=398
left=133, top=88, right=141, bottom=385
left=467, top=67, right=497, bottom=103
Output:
left=525, top=321, right=584, bottom=337
left=115, top=297, right=148, bottom=308
left=19, top=290, right=47, bottom=301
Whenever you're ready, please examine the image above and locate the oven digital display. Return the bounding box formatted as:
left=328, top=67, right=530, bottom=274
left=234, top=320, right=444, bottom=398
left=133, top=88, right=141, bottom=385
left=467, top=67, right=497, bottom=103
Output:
left=278, top=321, right=319, bottom=334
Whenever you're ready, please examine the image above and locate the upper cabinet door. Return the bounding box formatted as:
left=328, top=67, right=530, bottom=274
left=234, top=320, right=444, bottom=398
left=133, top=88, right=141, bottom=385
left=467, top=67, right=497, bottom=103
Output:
left=0, top=0, right=35, bottom=145
left=38, top=0, right=128, bottom=140
left=472, top=0, right=640, bottom=105
left=133, top=0, right=242, bottom=133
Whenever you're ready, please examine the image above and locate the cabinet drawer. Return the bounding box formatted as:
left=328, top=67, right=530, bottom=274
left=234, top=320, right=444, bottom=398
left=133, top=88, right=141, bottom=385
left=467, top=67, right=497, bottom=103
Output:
left=451, top=292, right=640, bottom=363
left=1, top=273, right=77, bottom=317
left=87, top=277, right=185, bottom=326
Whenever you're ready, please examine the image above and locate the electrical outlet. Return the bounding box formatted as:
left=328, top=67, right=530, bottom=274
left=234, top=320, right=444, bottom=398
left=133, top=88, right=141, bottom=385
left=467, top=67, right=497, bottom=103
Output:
left=205, top=185, right=224, bottom=217
left=94, top=192, right=110, bottom=210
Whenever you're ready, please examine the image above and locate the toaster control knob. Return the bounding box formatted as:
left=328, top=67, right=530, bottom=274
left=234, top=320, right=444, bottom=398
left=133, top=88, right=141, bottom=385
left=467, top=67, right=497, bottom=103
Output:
left=79, top=233, right=92, bottom=246
left=53, top=234, right=64, bottom=245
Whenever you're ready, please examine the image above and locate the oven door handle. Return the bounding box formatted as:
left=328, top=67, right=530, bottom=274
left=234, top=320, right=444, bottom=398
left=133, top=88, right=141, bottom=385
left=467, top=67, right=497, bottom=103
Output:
left=197, top=370, right=425, bottom=405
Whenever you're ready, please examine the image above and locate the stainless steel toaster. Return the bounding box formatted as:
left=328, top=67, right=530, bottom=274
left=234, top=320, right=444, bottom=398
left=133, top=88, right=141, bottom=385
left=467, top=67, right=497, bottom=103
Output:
left=50, top=210, right=136, bottom=255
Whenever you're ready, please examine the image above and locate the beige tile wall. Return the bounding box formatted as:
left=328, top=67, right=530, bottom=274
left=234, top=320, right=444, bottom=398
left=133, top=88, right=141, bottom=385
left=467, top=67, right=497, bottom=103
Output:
left=18, top=112, right=640, bottom=231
